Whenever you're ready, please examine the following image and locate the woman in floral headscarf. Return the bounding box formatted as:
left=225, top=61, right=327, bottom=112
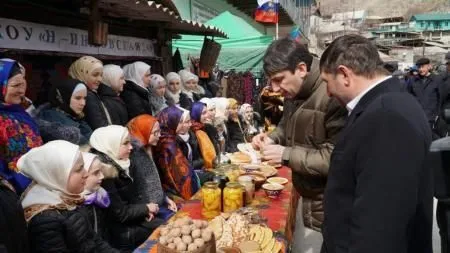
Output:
left=69, top=56, right=111, bottom=130
left=148, top=74, right=172, bottom=115
left=154, top=106, right=200, bottom=200
left=0, top=58, right=43, bottom=194
left=190, top=102, right=217, bottom=169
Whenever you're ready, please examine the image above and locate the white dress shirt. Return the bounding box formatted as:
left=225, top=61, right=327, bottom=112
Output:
left=346, top=76, right=392, bottom=115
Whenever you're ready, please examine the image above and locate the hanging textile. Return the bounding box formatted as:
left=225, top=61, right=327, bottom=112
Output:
left=172, top=49, right=184, bottom=72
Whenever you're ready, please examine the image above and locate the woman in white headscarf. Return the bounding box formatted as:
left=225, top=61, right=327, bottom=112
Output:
left=165, top=72, right=193, bottom=110
left=148, top=74, right=171, bottom=115
left=120, top=61, right=154, bottom=118
left=19, top=140, right=119, bottom=253
left=198, top=98, right=220, bottom=154
left=179, top=69, right=205, bottom=104
left=89, top=125, right=164, bottom=251
left=98, top=64, right=128, bottom=125
left=211, top=97, right=230, bottom=154
left=239, top=103, right=259, bottom=141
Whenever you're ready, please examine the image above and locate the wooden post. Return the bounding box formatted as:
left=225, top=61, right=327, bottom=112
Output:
left=89, top=0, right=108, bottom=46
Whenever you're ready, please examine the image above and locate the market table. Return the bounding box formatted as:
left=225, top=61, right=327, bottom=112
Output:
left=134, top=166, right=294, bottom=253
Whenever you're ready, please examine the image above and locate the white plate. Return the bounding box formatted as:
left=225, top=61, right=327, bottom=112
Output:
left=267, top=177, right=288, bottom=185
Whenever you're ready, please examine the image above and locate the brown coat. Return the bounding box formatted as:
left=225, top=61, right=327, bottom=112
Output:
left=269, top=58, right=347, bottom=232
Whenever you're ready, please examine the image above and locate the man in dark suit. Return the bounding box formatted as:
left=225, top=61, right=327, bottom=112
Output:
left=320, top=35, right=433, bottom=253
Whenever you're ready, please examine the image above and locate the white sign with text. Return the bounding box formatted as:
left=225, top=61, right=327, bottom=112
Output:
left=0, top=18, right=156, bottom=57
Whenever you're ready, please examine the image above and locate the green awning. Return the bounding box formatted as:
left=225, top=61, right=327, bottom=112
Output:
left=172, top=11, right=274, bottom=73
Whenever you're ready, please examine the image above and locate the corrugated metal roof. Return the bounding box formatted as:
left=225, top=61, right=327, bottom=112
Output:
left=411, top=13, right=450, bottom=21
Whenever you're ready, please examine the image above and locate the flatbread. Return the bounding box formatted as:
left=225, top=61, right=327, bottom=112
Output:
left=209, top=216, right=225, bottom=240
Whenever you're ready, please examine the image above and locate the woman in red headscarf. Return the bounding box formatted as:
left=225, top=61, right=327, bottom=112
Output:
left=127, top=114, right=177, bottom=213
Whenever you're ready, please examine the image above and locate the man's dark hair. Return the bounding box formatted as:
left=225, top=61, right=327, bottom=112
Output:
left=263, top=37, right=313, bottom=76
left=319, top=35, right=386, bottom=78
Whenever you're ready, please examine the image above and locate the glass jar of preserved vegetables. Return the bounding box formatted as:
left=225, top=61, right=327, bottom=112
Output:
left=201, top=182, right=222, bottom=219
left=223, top=182, right=244, bottom=212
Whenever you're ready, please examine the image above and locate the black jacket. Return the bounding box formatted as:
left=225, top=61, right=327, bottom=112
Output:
left=176, top=130, right=204, bottom=170
left=120, top=81, right=153, bottom=119
left=0, top=180, right=29, bottom=253
left=407, top=74, right=442, bottom=122
left=179, top=92, right=193, bottom=111
left=204, top=123, right=220, bottom=155
left=84, top=86, right=111, bottom=130
left=38, top=107, right=92, bottom=145
left=94, top=151, right=164, bottom=252
left=225, top=117, right=245, bottom=153
left=98, top=85, right=128, bottom=125
left=128, top=141, right=165, bottom=206
left=28, top=209, right=119, bottom=253
left=322, top=78, right=433, bottom=253
left=78, top=204, right=110, bottom=244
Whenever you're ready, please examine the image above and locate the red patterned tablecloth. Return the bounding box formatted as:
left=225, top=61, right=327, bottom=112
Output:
left=134, top=166, right=294, bottom=253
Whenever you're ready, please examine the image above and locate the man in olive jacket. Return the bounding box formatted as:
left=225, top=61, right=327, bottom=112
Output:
left=252, top=38, right=346, bottom=252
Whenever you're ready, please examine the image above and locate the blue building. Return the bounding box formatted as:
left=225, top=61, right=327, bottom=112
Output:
left=410, top=13, right=450, bottom=42
left=411, top=13, right=450, bottom=31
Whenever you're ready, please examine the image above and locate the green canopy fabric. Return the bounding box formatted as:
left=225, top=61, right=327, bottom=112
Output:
left=172, top=11, right=274, bottom=73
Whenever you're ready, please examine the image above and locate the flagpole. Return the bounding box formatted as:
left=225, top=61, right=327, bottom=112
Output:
left=276, top=22, right=279, bottom=39
left=275, top=0, right=279, bottom=39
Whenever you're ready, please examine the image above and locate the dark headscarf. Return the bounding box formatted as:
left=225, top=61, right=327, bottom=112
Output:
left=49, top=79, right=86, bottom=118
left=0, top=59, right=22, bottom=102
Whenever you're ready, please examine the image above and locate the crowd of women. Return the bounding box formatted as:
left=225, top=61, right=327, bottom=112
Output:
left=0, top=56, right=262, bottom=253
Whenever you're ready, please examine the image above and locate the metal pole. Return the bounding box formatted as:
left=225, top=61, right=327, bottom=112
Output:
left=276, top=22, right=279, bottom=39
left=276, top=0, right=279, bottom=39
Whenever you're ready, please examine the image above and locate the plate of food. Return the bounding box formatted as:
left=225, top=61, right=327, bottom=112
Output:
left=267, top=177, right=288, bottom=185
left=228, top=152, right=252, bottom=164
left=241, top=164, right=277, bottom=178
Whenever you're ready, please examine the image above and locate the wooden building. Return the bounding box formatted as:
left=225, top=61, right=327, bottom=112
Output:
left=0, top=0, right=226, bottom=101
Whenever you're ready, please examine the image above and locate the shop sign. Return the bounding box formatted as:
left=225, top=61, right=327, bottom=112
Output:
left=0, top=18, right=156, bottom=57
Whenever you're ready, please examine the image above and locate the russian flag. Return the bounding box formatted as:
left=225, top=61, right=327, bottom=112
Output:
left=255, top=0, right=279, bottom=24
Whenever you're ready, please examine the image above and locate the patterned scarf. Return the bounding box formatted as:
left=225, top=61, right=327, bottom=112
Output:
left=154, top=106, right=199, bottom=199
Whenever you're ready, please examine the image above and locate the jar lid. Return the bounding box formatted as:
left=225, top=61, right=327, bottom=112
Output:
left=225, top=182, right=242, bottom=188
left=238, top=175, right=253, bottom=183
left=204, top=181, right=219, bottom=188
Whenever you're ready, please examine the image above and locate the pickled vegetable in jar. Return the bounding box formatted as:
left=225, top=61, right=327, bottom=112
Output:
left=201, top=182, right=222, bottom=219
left=223, top=182, right=244, bottom=212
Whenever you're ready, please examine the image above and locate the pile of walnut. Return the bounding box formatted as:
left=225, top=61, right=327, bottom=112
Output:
left=158, top=217, right=214, bottom=252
